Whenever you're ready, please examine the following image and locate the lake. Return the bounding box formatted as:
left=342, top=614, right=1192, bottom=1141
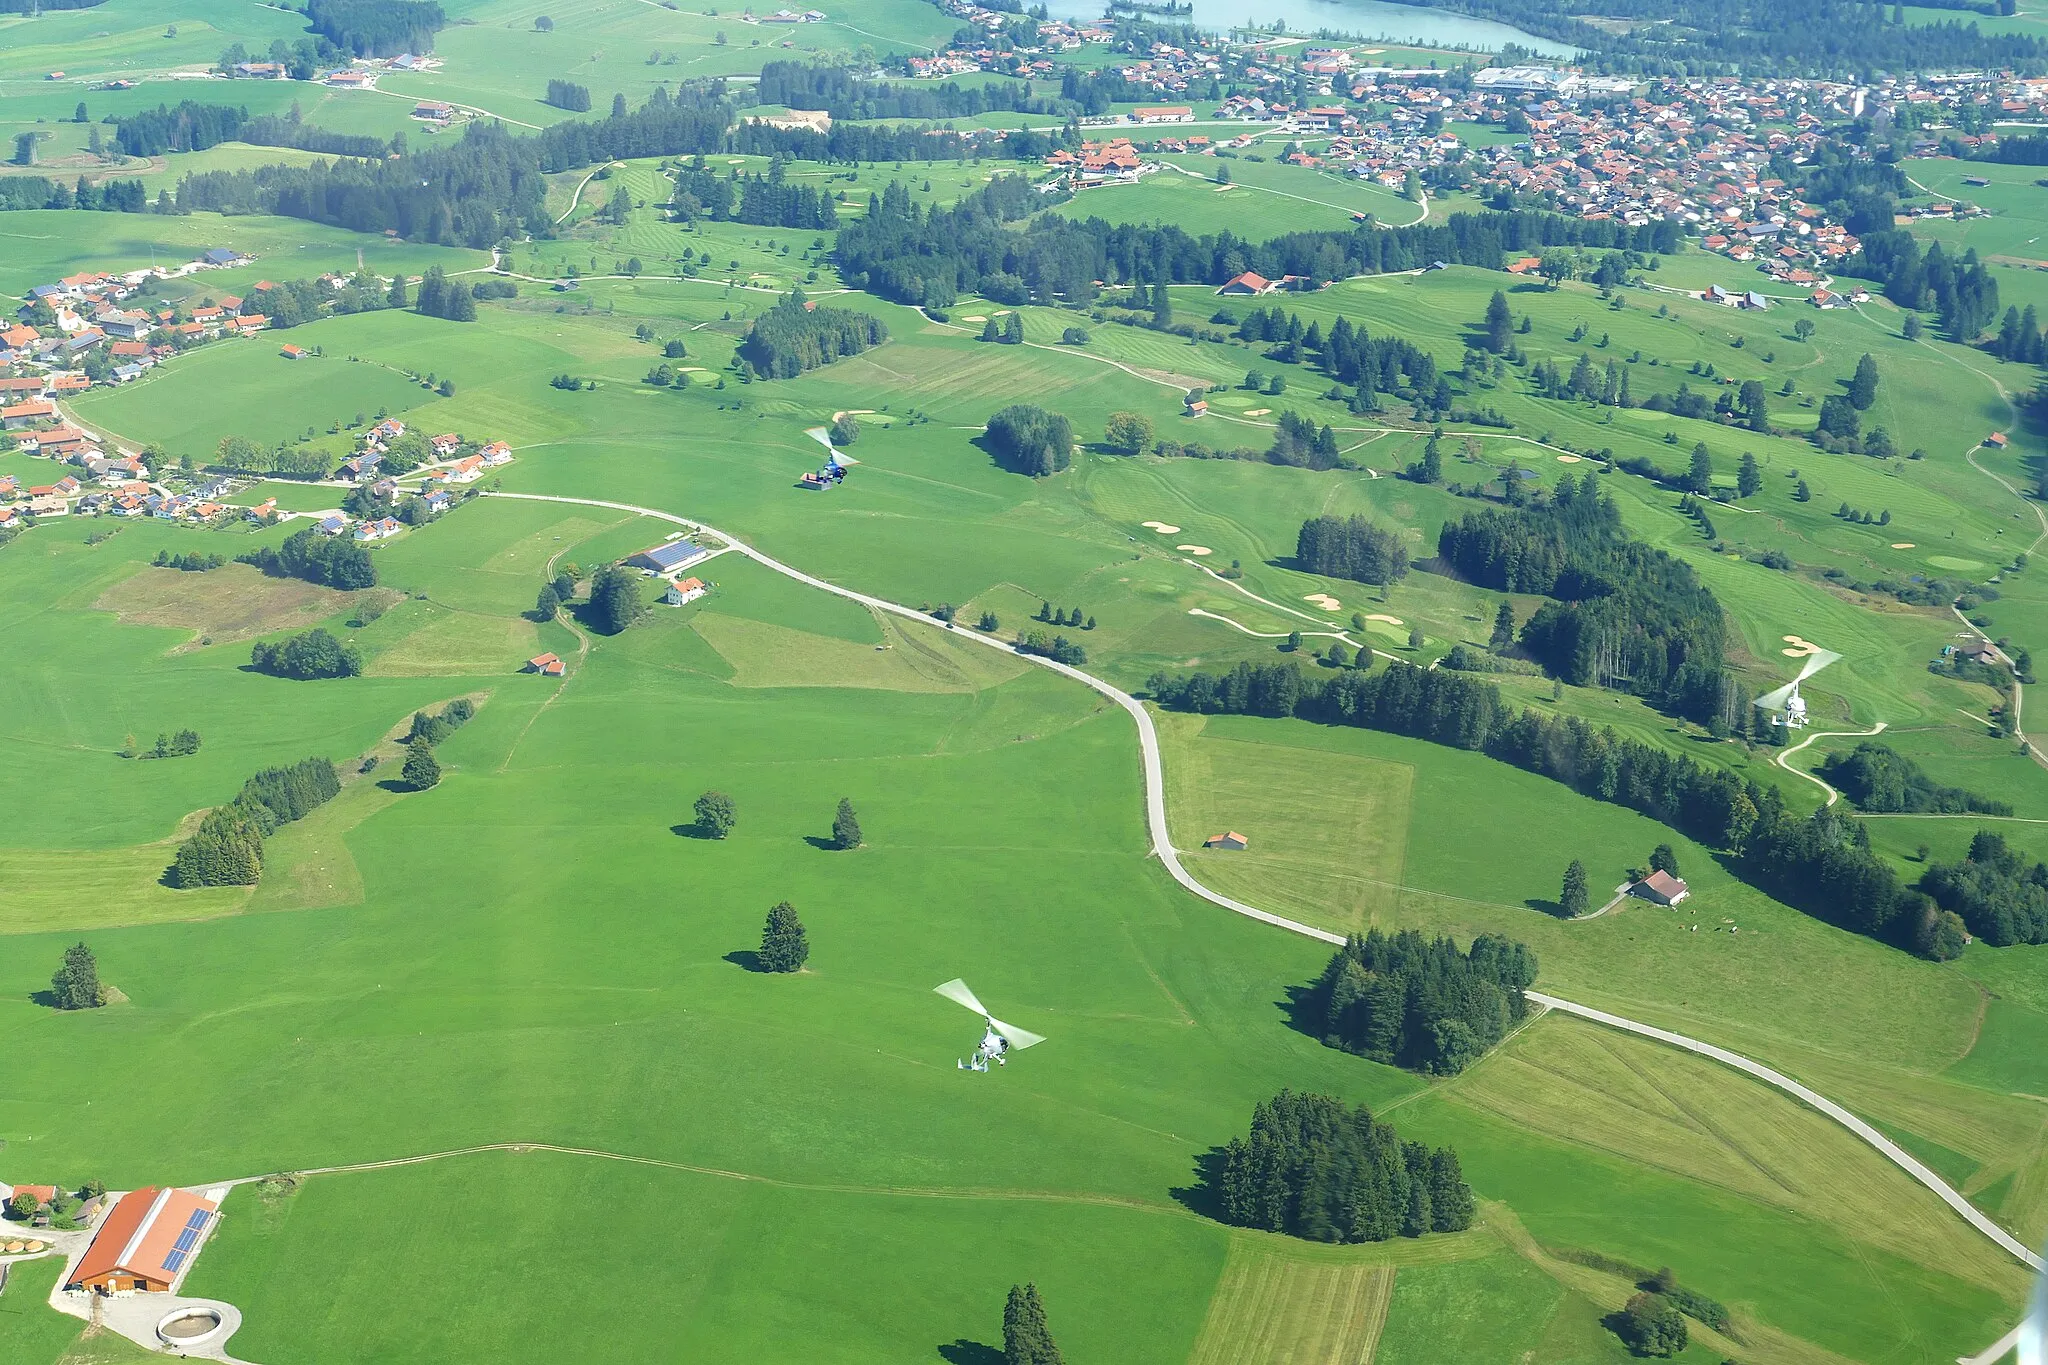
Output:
left=1039, top=0, right=1576, bottom=57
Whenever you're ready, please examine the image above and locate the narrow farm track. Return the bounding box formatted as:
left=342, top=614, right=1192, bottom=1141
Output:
left=487, top=491, right=2046, bottom=1297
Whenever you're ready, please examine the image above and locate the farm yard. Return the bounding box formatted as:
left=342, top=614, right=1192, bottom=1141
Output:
left=2, top=1, right=2048, bottom=1362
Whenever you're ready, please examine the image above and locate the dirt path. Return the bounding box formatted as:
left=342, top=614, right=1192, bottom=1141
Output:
left=553, top=162, right=619, bottom=226
left=483, top=490, right=2045, bottom=1286
left=1158, top=159, right=1427, bottom=228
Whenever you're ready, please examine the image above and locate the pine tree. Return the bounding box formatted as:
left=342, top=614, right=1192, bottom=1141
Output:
left=1736, top=451, right=1762, bottom=499
left=1687, top=442, right=1713, bottom=494
left=1482, top=289, right=1512, bottom=353
left=387, top=272, right=408, bottom=308
left=1848, top=353, right=1880, bottom=410
left=1426, top=1149, right=1474, bottom=1231
left=1489, top=602, right=1515, bottom=651
left=831, top=797, right=862, bottom=850
left=758, top=901, right=809, bottom=973
left=402, top=738, right=441, bottom=791
left=535, top=583, right=560, bottom=621
left=49, top=942, right=105, bottom=1010
left=1002, top=1282, right=1064, bottom=1365
left=1561, top=859, right=1589, bottom=917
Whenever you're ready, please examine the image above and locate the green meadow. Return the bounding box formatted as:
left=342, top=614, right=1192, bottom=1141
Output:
left=3, top=14, right=2047, bottom=1357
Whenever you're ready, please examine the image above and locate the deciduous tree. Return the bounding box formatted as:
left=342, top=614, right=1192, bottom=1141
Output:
left=694, top=790, right=736, bottom=838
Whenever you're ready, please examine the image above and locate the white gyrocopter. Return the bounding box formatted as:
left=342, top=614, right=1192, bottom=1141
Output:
left=1754, top=643, right=1842, bottom=730
left=934, top=978, right=1046, bottom=1072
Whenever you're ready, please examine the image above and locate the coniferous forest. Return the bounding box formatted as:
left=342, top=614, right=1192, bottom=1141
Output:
left=1305, top=930, right=1536, bottom=1074
left=1295, top=514, right=1410, bottom=586
left=172, top=758, right=341, bottom=888
left=1213, top=1091, right=1475, bottom=1243
left=736, top=290, right=888, bottom=379
left=1435, top=472, right=1729, bottom=720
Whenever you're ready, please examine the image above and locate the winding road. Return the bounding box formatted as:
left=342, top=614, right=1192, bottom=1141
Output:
left=488, top=491, right=2044, bottom=1299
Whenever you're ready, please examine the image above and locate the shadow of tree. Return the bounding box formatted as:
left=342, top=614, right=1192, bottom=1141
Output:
left=936, top=1340, right=1004, bottom=1365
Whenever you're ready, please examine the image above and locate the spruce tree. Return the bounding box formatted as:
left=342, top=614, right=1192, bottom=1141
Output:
left=1002, top=1282, right=1063, bottom=1365
left=1848, top=353, right=1880, bottom=410
left=1489, top=601, right=1516, bottom=651
left=1560, top=859, right=1589, bottom=917
left=1649, top=844, right=1679, bottom=876
left=402, top=738, right=441, bottom=791
left=758, top=901, right=808, bottom=973
left=831, top=797, right=862, bottom=850
left=50, top=942, right=105, bottom=1010
left=1482, top=289, right=1512, bottom=353
left=535, top=583, right=560, bottom=621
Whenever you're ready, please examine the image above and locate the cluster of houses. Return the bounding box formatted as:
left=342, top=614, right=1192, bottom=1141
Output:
left=6, top=248, right=265, bottom=391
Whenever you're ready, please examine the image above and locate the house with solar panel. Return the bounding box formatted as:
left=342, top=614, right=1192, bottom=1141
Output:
left=66, top=1187, right=219, bottom=1294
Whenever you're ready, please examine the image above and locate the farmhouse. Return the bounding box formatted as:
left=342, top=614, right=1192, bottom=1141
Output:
left=478, top=440, right=513, bottom=465
left=1203, top=831, right=1249, bottom=850
left=280, top=343, right=306, bottom=360
left=1217, top=271, right=1274, bottom=295
left=1631, top=870, right=1690, bottom=906
left=445, top=455, right=485, bottom=483
left=353, top=517, right=402, bottom=542
left=525, top=652, right=565, bottom=676
left=67, top=1187, right=219, bottom=1294
left=627, top=538, right=710, bottom=574
left=1, top=399, right=55, bottom=429
left=664, top=576, right=708, bottom=605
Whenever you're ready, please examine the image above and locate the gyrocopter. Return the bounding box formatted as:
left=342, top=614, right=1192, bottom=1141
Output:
left=934, top=978, right=1046, bottom=1072
left=1754, top=641, right=1842, bottom=730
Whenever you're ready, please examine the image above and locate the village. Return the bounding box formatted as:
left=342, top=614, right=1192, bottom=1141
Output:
left=0, top=245, right=528, bottom=543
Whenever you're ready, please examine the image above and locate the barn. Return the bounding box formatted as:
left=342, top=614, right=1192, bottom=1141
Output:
left=67, top=1187, right=219, bottom=1294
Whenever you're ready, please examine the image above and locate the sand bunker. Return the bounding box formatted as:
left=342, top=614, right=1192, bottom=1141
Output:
left=832, top=409, right=877, bottom=421
left=1781, top=634, right=1824, bottom=658
left=1891, top=542, right=1916, bottom=549
left=1363, top=613, right=1405, bottom=626
left=1141, top=521, right=1182, bottom=534
left=1555, top=454, right=1582, bottom=463
left=961, top=315, right=987, bottom=323
left=1304, top=593, right=1342, bottom=611
left=1178, top=545, right=1213, bottom=556
left=1214, top=183, right=1238, bottom=192
left=1244, top=407, right=1272, bottom=417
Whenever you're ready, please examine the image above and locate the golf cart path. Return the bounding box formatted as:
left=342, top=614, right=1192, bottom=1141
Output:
left=1775, top=722, right=1888, bottom=806
left=490, top=491, right=2045, bottom=1289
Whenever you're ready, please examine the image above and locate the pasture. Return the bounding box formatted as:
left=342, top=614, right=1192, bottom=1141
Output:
left=5, top=56, right=2048, bottom=1357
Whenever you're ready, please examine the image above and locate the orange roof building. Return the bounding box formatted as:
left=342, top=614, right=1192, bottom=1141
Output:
left=68, top=1187, right=219, bottom=1294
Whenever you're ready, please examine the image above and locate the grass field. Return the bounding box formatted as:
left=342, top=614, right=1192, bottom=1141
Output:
left=5, top=35, right=2048, bottom=1356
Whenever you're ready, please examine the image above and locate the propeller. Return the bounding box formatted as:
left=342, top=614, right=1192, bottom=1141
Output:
left=1753, top=681, right=1796, bottom=711
left=989, top=1017, right=1046, bottom=1050
left=934, top=978, right=989, bottom=1017
left=934, top=979, right=1047, bottom=1050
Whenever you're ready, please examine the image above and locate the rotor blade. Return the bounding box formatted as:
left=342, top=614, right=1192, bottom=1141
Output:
left=989, top=1017, right=1046, bottom=1050
left=934, top=978, right=989, bottom=1017
left=1754, top=683, right=1796, bottom=710
left=1794, top=648, right=1842, bottom=684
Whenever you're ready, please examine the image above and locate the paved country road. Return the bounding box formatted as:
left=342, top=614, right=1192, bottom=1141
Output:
left=491, top=491, right=2042, bottom=1356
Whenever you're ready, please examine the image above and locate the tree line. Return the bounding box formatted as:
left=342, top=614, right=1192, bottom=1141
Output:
left=737, top=289, right=887, bottom=379
left=115, top=101, right=391, bottom=160
left=172, top=757, right=341, bottom=887
left=1434, top=472, right=1728, bottom=721
left=1921, top=831, right=2048, bottom=947
left=755, top=60, right=1072, bottom=120
left=239, top=525, right=379, bottom=589
left=669, top=155, right=838, bottom=229
left=834, top=175, right=1679, bottom=312
left=1304, top=929, right=1536, bottom=1075
left=1146, top=659, right=1962, bottom=957
left=251, top=628, right=364, bottom=680
left=1213, top=1090, right=1474, bottom=1243
left=306, top=0, right=447, bottom=58
left=1819, top=740, right=2013, bottom=815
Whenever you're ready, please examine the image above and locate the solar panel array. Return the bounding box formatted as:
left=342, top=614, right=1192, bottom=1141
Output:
left=158, top=1208, right=212, bottom=1273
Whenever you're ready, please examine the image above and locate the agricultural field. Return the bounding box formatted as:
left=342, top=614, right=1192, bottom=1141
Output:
left=4, top=3, right=2048, bottom=1360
